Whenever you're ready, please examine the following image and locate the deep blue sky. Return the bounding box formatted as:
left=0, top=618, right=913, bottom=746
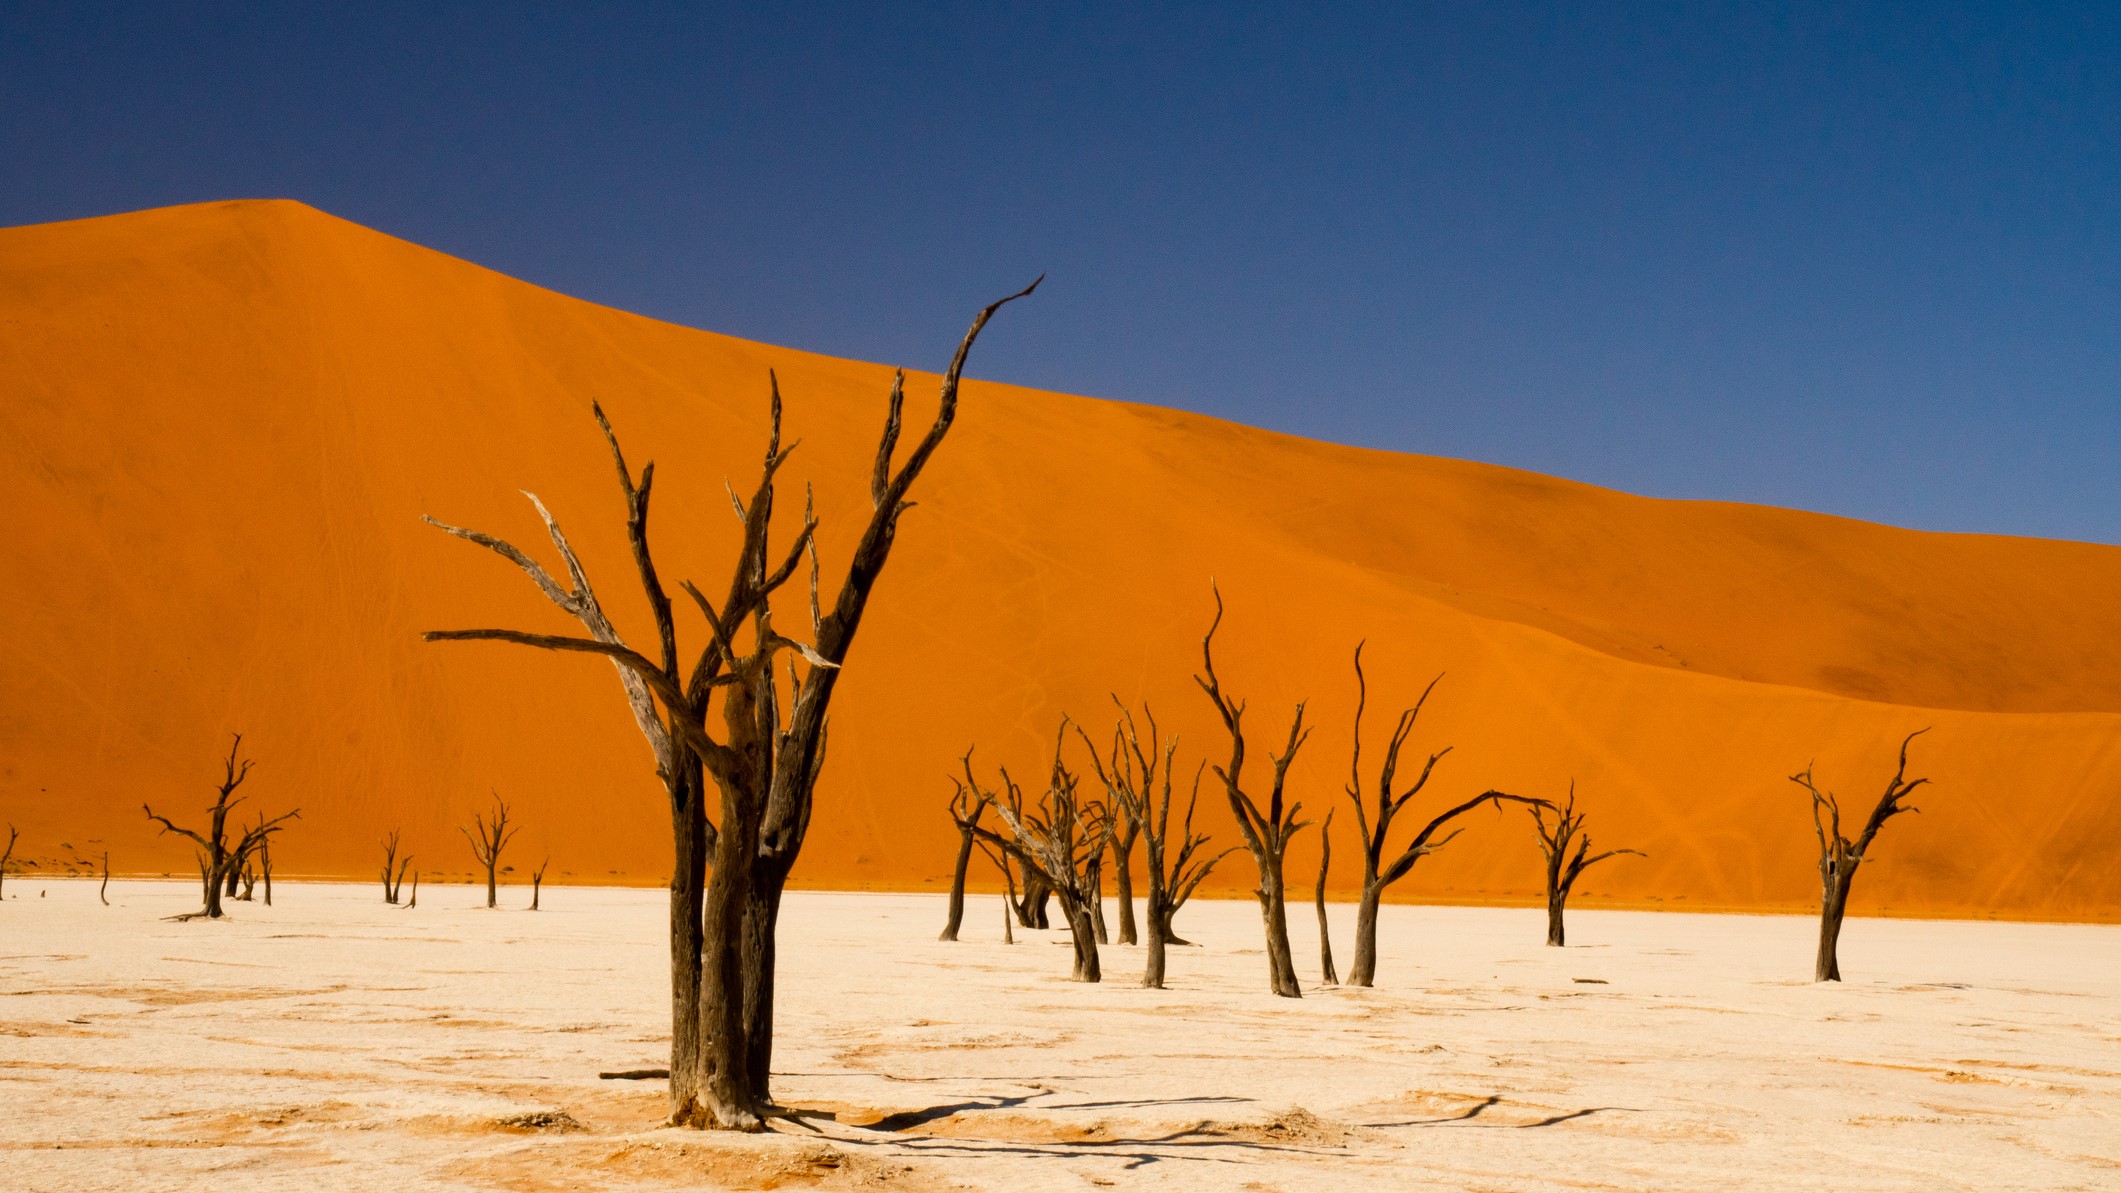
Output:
left=5, top=3, right=2117, bottom=543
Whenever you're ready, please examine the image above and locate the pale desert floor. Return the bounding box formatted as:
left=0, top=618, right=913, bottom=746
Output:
left=2, top=881, right=2116, bottom=1191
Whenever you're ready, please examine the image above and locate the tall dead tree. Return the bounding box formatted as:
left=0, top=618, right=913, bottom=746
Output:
left=1790, top=729, right=1930, bottom=982
left=1315, top=808, right=1338, bottom=984
left=1529, top=783, right=1643, bottom=947
left=0, top=823, right=15, bottom=901
left=380, top=829, right=413, bottom=904
left=967, top=728, right=1105, bottom=981
left=143, top=735, right=299, bottom=921
left=1342, top=645, right=1547, bottom=987
left=461, top=794, right=519, bottom=910
left=1196, top=588, right=1312, bottom=998
left=530, top=858, right=549, bottom=910
left=424, top=282, right=1036, bottom=1129
left=939, top=770, right=995, bottom=941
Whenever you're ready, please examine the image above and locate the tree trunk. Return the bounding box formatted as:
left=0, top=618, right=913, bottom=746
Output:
left=939, top=827, right=976, bottom=941
left=260, top=836, right=273, bottom=906
left=739, top=873, right=786, bottom=1107
left=1158, top=901, right=1192, bottom=947
left=1019, top=865, right=1052, bottom=928
left=484, top=862, right=498, bottom=909
left=1142, top=885, right=1167, bottom=988
left=1257, top=866, right=1301, bottom=998
left=666, top=764, right=711, bottom=1126
left=1546, top=889, right=1567, bottom=947
left=697, top=797, right=763, bottom=1130
left=1058, top=893, right=1101, bottom=982
left=1088, top=859, right=1109, bottom=944
left=1315, top=838, right=1337, bottom=985
left=1816, top=870, right=1853, bottom=982
left=1113, top=849, right=1137, bottom=945
left=1347, top=881, right=1382, bottom=988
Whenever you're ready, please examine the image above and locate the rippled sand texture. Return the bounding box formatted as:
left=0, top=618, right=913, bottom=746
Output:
left=3, top=882, right=2115, bottom=1191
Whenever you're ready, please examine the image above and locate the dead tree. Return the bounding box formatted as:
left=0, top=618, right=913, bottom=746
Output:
left=404, top=869, right=419, bottom=909
left=99, top=850, right=110, bottom=906
left=939, top=770, right=995, bottom=941
left=1342, top=645, right=1547, bottom=987
left=380, top=830, right=413, bottom=904
left=0, top=823, right=15, bottom=900
left=1315, top=808, right=1338, bottom=984
left=530, top=858, right=549, bottom=910
left=1196, top=588, right=1312, bottom=997
left=1529, top=783, right=1643, bottom=947
left=461, top=794, right=520, bottom=909
left=1791, top=729, right=1930, bottom=982
left=257, top=819, right=275, bottom=906
left=967, top=727, right=1104, bottom=981
left=143, top=735, right=299, bottom=920
left=1072, top=707, right=1150, bottom=947
left=424, top=282, right=1036, bottom=1129
left=1093, top=705, right=1234, bottom=987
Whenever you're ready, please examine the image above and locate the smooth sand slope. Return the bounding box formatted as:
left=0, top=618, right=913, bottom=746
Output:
left=2, top=200, right=2118, bottom=918
left=3, top=883, right=2116, bottom=1191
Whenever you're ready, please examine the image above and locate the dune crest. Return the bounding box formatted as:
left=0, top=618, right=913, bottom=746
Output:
left=3, top=199, right=2117, bottom=920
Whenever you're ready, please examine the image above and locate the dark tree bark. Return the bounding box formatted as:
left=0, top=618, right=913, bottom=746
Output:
left=1086, top=839, right=1109, bottom=944
left=258, top=824, right=273, bottom=906
left=1341, top=645, right=1549, bottom=987
left=1315, top=809, right=1337, bottom=984
left=966, top=725, right=1105, bottom=982
left=0, top=823, right=15, bottom=901
left=939, top=773, right=994, bottom=941
left=99, top=850, right=110, bottom=906
left=1791, top=729, right=1930, bottom=982
left=1528, top=783, right=1643, bottom=947
left=405, top=869, right=418, bottom=909
left=530, top=858, right=549, bottom=910
left=424, top=282, right=1036, bottom=1130
left=461, top=794, right=519, bottom=910
left=1196, top=588, right=1312, bottom=998
left=380, top=829, right=413, bottom=904
left=144, top=735, right=299, bottom=921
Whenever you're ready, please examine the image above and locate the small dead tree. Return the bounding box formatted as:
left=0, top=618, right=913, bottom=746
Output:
left=1315, top=808, right=1338, bottom=984
left=1080, top=703, right=1233, bottom=987
left=143, top=735, right=299, bottom=920
left=1196, top=588, right=1312, bottom=998
left=1791, top=729, right=1931, bottom=982
left=1529, top=783, right=1643, bottom=947
left=380, top=829, right=413, bottom=904
left=530, top=858, right=550, bottom=910
left=99, top=850, right=110, bottom=906
left=257, top=819, right=275, bottom=906
left=424, top=283, right=1036, bottom=1128
left=0, top=823, right=15, bottom=900
left=968, top=728, right=1104, bottom=981
left=462, top=794, right=520, bottom=909
left=939, top=769, right=995, bottom=941
left=1342, top=645, right=1547, bottom=987
left=404, top=869, right=419, bottom=909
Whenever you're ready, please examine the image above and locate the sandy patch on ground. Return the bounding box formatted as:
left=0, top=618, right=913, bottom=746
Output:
left=2, top=880, right=2115, bottom=1190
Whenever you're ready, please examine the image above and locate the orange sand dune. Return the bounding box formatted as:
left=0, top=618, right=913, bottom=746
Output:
left=3, top=200, right=2117, bottom=920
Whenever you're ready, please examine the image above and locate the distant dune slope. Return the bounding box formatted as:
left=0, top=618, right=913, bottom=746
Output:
left=3, top=200, right=2116, bottom=919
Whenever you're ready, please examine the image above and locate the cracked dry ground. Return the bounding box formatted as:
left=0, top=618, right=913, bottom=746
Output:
left=3, top=883, right=2115, bottom=1191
